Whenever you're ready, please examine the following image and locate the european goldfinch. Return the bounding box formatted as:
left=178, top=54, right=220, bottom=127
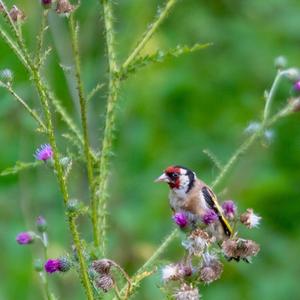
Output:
left=155, top=165, right=232, bottom=239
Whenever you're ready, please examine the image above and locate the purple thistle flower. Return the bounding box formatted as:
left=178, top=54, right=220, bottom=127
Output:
left=16, top=232, right=34, bottom=245
left=294, top=81, right=300, bottom=92
left=172, top=212, right=188, bottom=228
left=202, top=209, right=218, bottom=225
left=35, top=144, right=53, bottom=161
left=222, top=200, right=237, bottom=220
left=44, top=259, right=60, bottom=273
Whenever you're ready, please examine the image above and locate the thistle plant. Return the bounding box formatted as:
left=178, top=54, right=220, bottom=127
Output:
left=1, top=0, right=299, bottom=299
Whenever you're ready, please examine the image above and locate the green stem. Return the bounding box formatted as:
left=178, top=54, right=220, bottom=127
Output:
left=95, top=0, right=119, bottom=252
left=32, top=69, right=95, bottom=300
left=1, top=81, right=47, bottom=132
left=122, top=0, right=178, bottom=69
left=263, top=70, right=284, bottom=124
left=68, top=14, right=96, bottom=241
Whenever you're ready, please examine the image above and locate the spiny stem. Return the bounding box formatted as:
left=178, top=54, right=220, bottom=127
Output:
left=68, top=13, right=96, bottom=241
left=36, top=9, right=49, bottom=69
left=0, top=5, right=94, bottom=296
left=0, top=81, right=47, bottom=132
left=122, top=0, right=178, bottom=69
left=95, top=0, right=120, bottom=252
left=32, top=68, right=95, bottom=300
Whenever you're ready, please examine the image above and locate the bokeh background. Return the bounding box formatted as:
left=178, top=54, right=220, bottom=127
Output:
left=0, top=0, right=300, bottom=299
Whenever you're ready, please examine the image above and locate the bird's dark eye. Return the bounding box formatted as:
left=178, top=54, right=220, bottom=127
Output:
left=168, top=172, right=179, bottom=179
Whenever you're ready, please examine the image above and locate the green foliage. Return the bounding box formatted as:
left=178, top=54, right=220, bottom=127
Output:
left=0, top=0, right=300, bottom=300
left=118, top=43, right=212, bottom=80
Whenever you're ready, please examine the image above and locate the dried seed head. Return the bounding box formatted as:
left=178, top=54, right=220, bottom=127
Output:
left=240, top=208, right=261, bottom=229
left=174, top=284, right=200, bottom=300
left=182, top=229, right=211, bottom=256
left=199, top=255, right=223, bottom=284
left=56, top=0, right=74, bottom=15
left=161, top=264, right=180, bottom=282
left=9, top=5, right=26, bottom=23
left=0, top=4, right=4, bottom=13
left=92, top=259, right=113, bottom=275
left=95, top=274, right=114, bottom=292
left=222, top=238, right=260, bottom=260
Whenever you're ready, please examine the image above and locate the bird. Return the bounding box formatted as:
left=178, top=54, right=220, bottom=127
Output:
left=155, top=165, right=232, bottom=239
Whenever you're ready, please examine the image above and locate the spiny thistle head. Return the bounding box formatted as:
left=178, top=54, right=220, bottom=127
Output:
left=35, top=144, right=53, bottom=161
left=58, top=257, right=71, bottom=272
left=44, top=258, right=71, bottom=273
left=16, top=232, right=34, bottom=245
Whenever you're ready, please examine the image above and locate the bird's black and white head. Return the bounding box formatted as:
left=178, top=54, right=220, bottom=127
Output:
left=155, top=165, right=196, bottom=195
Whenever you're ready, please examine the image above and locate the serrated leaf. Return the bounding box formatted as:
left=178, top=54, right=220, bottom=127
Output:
left=1, top=161, right=41, bottom=176
left=119, top=42, right=212, bottom=80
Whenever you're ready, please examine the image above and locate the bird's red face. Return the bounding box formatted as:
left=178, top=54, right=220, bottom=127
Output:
left=155, top=166, right=182, bottom=189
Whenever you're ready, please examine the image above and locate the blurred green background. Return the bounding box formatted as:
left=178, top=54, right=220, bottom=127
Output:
left=0, top=0, right=300, bottom=299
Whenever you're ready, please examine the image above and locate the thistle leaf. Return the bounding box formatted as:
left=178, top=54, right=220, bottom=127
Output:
left=1, top=161, right=41, bottom=176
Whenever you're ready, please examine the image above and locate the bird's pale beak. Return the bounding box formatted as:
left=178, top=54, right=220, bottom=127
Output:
left=154, top=173, right=169, bottom=183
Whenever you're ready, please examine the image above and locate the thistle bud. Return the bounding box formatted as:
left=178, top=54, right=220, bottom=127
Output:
left=284, top=68, right=300, bottom=81
left=274, top=56, right=287, bottom=70
left=0, top=69, right=13, bottom=84
left=36, top=216, right=47, bottom=233
left=34, top=259, right=44, bottom=272
left=67, top=199, right=80, bottom=213
left=9, top=5, right=26, bottom=23
left=92, top=259, right=112, bottom=275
